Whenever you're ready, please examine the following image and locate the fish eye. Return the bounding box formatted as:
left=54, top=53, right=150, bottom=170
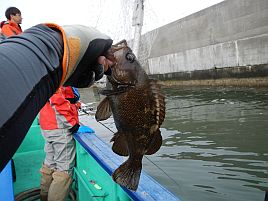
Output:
left=125, top=52, right=135, bottom=63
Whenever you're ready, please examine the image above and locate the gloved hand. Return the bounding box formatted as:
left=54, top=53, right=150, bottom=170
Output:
left=92, top=63, right=104, bottom=81
left=69, top=124, right=80, bottom=134
left=77, top=125, right=95, bottom=134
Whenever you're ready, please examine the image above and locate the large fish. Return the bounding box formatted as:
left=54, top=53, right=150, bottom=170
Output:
left=95, top=40, right=165, bottom=191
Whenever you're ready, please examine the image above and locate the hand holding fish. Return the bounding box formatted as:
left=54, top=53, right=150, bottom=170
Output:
left=97, top=56, right=114, bottom=72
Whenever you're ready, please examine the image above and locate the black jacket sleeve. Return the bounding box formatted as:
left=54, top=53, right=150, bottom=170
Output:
left=0, top=24, right=63, bottom=172
left=0, top=23, right=113, bottom=172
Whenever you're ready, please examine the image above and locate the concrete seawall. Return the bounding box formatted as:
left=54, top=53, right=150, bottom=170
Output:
left=136, top=0, right=268, bottom=86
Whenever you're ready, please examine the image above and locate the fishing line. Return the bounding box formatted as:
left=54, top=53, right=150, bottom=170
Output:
left=166, top=103, right=212, bottom=111
left=80, top=109, right=181, bottom=189
left=98, top=120, right=116, bottom=134
left=143, top=155, right=181, bottom=189
left=79, top=109, right=115, bottom=134
left=101, top=119, right=181, bottom=189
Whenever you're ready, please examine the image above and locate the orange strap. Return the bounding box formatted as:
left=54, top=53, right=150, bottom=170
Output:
left=45, top=23, right=81, bottom=87
left=45, top=23, right=68, bottom=86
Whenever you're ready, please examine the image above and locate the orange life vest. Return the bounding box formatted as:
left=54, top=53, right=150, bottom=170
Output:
left=1, top=21, right=22, bottom=37
left=39, top=86, right=79, bottom=130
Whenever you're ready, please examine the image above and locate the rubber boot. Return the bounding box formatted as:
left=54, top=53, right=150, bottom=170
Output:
left=40, top=164, right=54, bottom=201
left=48, top=171, right=72, bottom=201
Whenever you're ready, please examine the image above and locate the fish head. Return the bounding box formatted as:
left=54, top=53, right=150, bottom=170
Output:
left=107, top=40, right=142, bottom=86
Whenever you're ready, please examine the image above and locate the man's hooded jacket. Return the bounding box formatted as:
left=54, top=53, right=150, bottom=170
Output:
left=0, top=23, right=113, bottom=171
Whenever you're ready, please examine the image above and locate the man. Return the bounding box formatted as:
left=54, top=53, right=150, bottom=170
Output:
left=1, top=7, right=22, bottom=36
left=0, top=23, right=116, bottom=173
left=39, top=86, right=81, bottom=201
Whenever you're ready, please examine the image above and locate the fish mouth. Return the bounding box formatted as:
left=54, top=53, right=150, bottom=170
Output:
left=108, top=65, right=121, bottom=84
left=109, top=67, right=135, bottom=87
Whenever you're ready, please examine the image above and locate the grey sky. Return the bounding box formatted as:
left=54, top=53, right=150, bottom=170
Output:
left=0, top=0, right=223, bottom=41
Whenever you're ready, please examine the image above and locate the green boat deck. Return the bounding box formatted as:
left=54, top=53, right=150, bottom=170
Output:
left=6, top=117, right=181, bottom=201
left=13, top=118, right=45, bottom=196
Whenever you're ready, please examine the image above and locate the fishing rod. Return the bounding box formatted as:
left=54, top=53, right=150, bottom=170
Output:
left=79, top=107, right=181, bottom=190
left=79, top=105, right=116, bottom=135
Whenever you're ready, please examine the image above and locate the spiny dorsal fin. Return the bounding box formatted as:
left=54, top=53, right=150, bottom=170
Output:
left=149, top=79, right=166, bottom=127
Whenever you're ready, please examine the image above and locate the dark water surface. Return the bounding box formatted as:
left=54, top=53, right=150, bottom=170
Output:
left=79, top=86, right=268, bottom=201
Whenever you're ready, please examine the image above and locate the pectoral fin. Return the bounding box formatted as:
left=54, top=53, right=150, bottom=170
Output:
left=95, top=97, right=112, bottom=121
left=111, top=132, right=129, bottom=156
left=145, top=129, right=162, bottom=155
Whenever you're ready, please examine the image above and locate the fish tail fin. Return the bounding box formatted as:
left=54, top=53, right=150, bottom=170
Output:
left=112, top=159, right=142, bottom=191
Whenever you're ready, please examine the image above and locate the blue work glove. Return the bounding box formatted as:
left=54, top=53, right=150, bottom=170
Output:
left=77, top=125, right=95, bottom=134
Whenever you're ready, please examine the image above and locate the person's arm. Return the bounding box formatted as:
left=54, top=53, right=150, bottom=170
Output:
left=0, top=23, right=113, bottom=172
left=0, top=24, right=63, bottom=172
